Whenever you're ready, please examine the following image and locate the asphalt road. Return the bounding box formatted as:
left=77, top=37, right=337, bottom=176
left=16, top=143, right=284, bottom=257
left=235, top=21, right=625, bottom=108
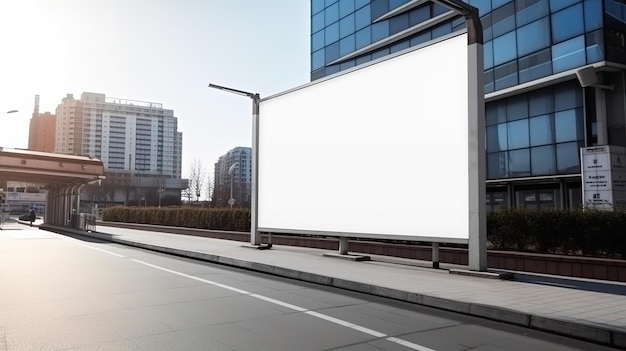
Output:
left=0, top=223, right=618, bottom=351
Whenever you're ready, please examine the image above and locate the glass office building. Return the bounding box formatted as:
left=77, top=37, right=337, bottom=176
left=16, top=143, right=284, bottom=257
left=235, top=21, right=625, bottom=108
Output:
left=311, top=0, right=626, bottom=210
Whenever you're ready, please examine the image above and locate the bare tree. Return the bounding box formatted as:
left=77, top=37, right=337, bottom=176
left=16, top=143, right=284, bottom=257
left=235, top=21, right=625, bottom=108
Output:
left=204, top=174, right=213, bottom=204
left=188, top=158, right=206, bottom=202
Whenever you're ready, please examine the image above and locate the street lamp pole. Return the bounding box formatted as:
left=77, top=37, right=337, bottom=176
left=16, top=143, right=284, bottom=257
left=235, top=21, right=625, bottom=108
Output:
left=208, top=84, right=261, bottom=246
left=228, top=162, right=239, bottom=208
left=433, top=0, right=486, bottom=271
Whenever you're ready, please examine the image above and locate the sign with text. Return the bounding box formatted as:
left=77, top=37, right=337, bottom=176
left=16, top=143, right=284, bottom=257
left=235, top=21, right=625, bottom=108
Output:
left=581, top=145, right=626, bottom=210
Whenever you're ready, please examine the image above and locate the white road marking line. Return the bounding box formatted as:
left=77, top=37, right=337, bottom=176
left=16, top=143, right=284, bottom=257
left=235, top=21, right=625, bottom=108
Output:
left=132, top=258, right=433, bottom=350
left=305, top=310, right=387, bottom=338
left=57, top=246, right=435, bottom=351
left=387, top=337, right=437, bottom=351
left=249, top=293, right=308, bottom=312
left=60, top=237, right=125, bottom=257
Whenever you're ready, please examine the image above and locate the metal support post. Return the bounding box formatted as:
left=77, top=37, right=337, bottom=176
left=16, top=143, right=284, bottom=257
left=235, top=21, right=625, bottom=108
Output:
left=432, top=243, right=440, bottom=269
left=339, top=237, right=349, bottom=255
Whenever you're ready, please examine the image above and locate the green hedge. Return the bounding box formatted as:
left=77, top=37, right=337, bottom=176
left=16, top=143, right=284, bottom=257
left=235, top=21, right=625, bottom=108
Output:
left=102, top=206, right=250, bottom=232
left=103, top=207, right=626, bottom=258
left=487, top=208, right=626, bottom=258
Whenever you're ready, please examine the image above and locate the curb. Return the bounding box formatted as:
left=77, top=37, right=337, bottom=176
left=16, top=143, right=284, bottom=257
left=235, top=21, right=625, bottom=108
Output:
left=41, top=225, right=626, bottom=349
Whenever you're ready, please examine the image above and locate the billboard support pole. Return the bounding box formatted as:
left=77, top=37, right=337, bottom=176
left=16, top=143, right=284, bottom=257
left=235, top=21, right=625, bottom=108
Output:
left=208, top=84, right=262, bottom=247
left=434, top=0, right=486, bottom=271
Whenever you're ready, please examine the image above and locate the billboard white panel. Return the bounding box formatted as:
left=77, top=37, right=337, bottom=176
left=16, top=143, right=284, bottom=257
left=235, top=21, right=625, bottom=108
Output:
left=259, top=33, right=469, bottom=241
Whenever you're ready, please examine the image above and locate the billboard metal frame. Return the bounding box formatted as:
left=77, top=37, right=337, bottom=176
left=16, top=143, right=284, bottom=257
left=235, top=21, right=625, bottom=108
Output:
left=209, top=0, right=486, bottom=271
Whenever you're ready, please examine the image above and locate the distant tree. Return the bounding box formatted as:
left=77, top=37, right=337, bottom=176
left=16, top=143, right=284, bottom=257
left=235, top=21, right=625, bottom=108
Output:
left=204, top=174, right=213, bottom=204
left=188, top=158, right=206, bottom=202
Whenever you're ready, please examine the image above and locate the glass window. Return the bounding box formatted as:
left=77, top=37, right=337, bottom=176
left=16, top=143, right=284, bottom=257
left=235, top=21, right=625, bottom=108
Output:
left=529, top=87, right=554, bottom=116
left=586, top=30, right=604, bottom=63
left=556, top=141, right=582, bottom=173
left=493, top=0, right=512, bottom=9
left=509, top=148, right=531, bottom=176
left=432, top=22, right=452, bottom=38
left=312, top=0, right=325, bottom=15
left=493, top=31, right=517, bottom=66
left=409, top=32, right=430, bottom=50
left=529, top=114, right=554, bottom=146
left=491, top=2, right=515, bottom=38
left=531, top=145, right=556, bottom=175
left=469, top=0, right=491, bottom=16
left=488, top=152, right=509, bottom=179
left=326, top=64, right=340, bottom=75
left=389, top=0, right=409, bottom=10
left=371, top=21, right=389, bottom=42
left=452, top=17, right=465, bottom=31
left=371, top=47, right=389, bottom=60
left=555, top=108, right=583, bottom=142
left=549, top=0, right=580, bottom=13
left=584, top=0, right=602, bottom=32
left=326, top=2, right=339, bottom=24
left=390, top=13, right=409, bottom=35
left=516, top=0, right=549, bottom=26
left=390, top=40, right=409, bottom=54
left=552, top=35, right=585, bottom=73
left=485, top=68, right=495, bottom=94
left=340, top=34, right=355, bottom=56
left=482, top=13, right=493, bottom=42
left=340, top=60, right=356, bottom=71
left=355, top=54, right=371, bottom=65
left=326, top=0, right=336, bottom=6
left=340, top=13, right=355, bottom=38
left=518, top=48, right=552, bottom=83
left=484, top=41, right=494, bottom=69
left=487, top=124, right=508, bottom=152
left=325, top=41, right=340, bottom=64
left=339, top=0, right=355, bottom=18
left=325, top=22, right=340, bottom=45
left=355, top=5, right=370, bottom=30
left=312, top=30, right=325, bottom=52
left=507, top=119, right=530, bottom=149
left=554, top=81, right=582, bottom=111
left=409, top=5, right=430, bottom=26
left=371, top=0, right=389, bottom=19
left=486, top=99, right=507, bottom=126
left=551, top=3, right=584, bottom=43
left=312, top=11, right=325, bottom=33
left=432, top=3, right=448, bottom=16
left=506, top=95, right=529, bottom=121
left=355, top=27, right=371, bottom=49
left=355, top=0, right=369, bottom=9
left=312, top=49, right=325, bottom=70
left=494, top=60, right=518, bottom=90
left=517, top=17, right=550, bottom=57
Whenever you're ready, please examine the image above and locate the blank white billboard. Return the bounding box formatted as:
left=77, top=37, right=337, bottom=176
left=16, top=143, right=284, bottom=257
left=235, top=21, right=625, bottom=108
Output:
left=258, top=32, right=469, bottom=242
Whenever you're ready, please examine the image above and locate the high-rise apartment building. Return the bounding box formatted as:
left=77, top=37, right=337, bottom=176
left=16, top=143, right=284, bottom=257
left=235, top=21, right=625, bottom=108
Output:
left=28, top=95, right=56, bottom=153
left=311, top=0, right=626, bottom=210
left=55, top=92, right=185, bottom=206
left=213, top=147, right=252, bottom=207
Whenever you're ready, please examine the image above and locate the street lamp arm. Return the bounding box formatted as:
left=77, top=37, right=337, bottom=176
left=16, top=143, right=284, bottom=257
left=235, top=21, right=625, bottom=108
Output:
left=432, top=0, right=482, bottom=45
left=208, top=84, right=257, bottom=99
left=6, top=110, right=18, bottom=114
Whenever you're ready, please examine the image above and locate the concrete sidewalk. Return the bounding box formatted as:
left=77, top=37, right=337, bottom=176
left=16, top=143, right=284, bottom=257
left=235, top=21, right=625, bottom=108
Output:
left=40, top=224, right=626, bottom=349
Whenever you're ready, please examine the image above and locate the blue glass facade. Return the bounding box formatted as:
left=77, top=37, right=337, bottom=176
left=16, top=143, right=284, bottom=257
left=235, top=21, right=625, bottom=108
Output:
left=310, top=0, right=626, bottom=209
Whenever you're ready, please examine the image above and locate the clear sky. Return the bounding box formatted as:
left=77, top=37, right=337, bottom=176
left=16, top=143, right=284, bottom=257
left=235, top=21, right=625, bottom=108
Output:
left=0, top=0, right=310, bottom=191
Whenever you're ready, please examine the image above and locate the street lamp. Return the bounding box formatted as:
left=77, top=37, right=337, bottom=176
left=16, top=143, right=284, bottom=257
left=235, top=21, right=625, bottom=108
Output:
left=208, top=83, right=261, bottom=246
left=228, top=162, right=239, bottom=208
left=158, top=187, right=164, bottom=208
left=6, top=110, right=18, bottom=114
